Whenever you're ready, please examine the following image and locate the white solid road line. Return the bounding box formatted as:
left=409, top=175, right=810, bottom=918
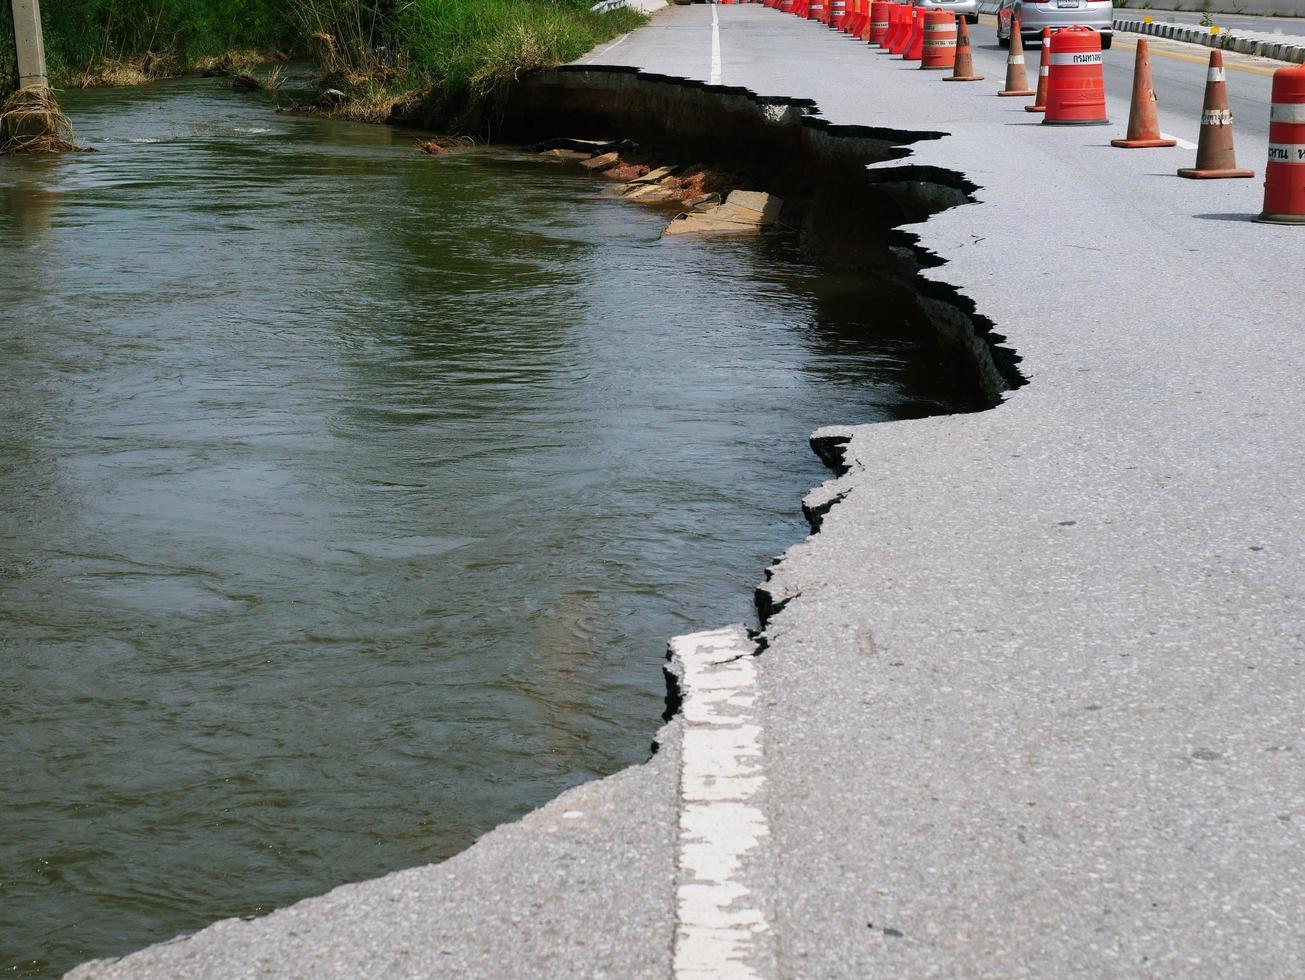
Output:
left=579, top=31, right=631, bottom=65
left=671, top=625, right=773, bottom=979
left=711, top=4, right=723, bottom=85
left=1162, top=132, right=1200, bottom=150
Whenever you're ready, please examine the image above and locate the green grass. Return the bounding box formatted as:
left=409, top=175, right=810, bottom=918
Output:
left=3, top=0, right=646, bottom=125
left=2, top=0, right=296, bottom=86
left=291, top=0, right=645, bottom=121
left=398, top=0, right=645, bottom=98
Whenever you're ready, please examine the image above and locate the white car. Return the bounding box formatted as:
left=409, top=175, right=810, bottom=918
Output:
left=917, top=0, right=980, bottom=25
left=997, top=0, right=1114, bottom=49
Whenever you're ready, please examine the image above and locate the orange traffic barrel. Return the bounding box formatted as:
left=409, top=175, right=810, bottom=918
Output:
left=830, top=0, right=848, bottom=28
left=1043, top=26, right=1109, bottom=126
left=869, top=0, right=891, bottom=44
left=890, top=5, right=915, bottom=54
left=844, top=0, right=863, bottom=34
left=920, top=9, right=957, bottom=70
left=808, top=0, right=826, bottom=20
left=882, top=3, right=906, bottom=52
left=1257, top=63, right=1305, bottom=223
left=902, top=7, right=925, bottom=61
left=780, top=0, right=796, bottom=9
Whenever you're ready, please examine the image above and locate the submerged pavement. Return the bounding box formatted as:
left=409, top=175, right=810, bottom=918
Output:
left=72, top=6, right=1304, bottom=978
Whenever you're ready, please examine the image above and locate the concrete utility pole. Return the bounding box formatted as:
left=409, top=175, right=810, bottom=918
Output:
left=10, top=0, right=49, bottom=89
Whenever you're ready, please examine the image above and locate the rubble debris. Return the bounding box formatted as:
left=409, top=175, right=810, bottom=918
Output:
left=630, top=166, right=679, bottom=184
left=605, top=162, right=651, bottom=181
left=623, top=183, right=678, bottom=203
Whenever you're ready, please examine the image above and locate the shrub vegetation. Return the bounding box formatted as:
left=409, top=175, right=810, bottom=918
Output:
left=2, top=0, right=644, bottom=124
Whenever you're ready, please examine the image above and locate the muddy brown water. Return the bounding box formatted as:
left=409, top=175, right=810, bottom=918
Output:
left=0, top=77, right=970, bottom=975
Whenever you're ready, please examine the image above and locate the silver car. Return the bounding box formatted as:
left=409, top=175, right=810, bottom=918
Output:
left=917, top=0, right=980, bottom=25
left=996, top=0, right=1114, bottom=49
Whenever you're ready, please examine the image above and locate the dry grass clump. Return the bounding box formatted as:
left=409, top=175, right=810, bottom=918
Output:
left=194, top=49, right=282, bottom=75
left=263, top=66, right=286, bottom=95
left=69, top=50, right=180, bottom=87
left=309, top=83, right=418, bottom=123
left=0, top=86, right=94, bottom=154
left=63, top=49, right=283, bottom=88
left=69, top=58, right=150, bottom=87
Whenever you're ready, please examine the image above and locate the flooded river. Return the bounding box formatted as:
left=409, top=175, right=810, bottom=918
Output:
left=0, top=77, right=969, bottom=975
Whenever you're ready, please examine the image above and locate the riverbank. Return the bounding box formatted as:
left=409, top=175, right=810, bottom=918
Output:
left=1, top=0, right=647, bottom=129
left=66, top=5, right=1305, bottom=977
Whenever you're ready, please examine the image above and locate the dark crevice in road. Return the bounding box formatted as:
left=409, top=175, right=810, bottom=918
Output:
left=502, top=64, right=1025, bottom=407
left=498, top=65, right=1030, bottom=667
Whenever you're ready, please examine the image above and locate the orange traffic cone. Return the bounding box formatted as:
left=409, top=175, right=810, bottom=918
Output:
left=998, top=20, right=1035, bottom=97
left=1178, top=51, right=1254, bottom=178
left=1025, top=28, right=1051, bottom=112
left=943, top=18, right=983, bottom=81
left=1111, top=39, right=1177, bottom=147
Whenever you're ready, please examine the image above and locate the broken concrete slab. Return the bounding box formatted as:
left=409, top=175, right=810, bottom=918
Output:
left=539, top=148, right=591, bottom=160
left=581, top=151, right=621, bottom=171
left=631, top=165, right=680, bottom=184
left=623, top=183, right=679, bottom=202
left=663, top=190, right=783, bottom=236
left=723, top=190, right=783, bottom=222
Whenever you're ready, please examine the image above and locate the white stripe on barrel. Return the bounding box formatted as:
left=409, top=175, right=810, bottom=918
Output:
left=1269, top=103, right=1305, bottom=124
left=1268, top=143, right=1305, bottom=163
left=1049, top=51, right=1103, bottom=65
